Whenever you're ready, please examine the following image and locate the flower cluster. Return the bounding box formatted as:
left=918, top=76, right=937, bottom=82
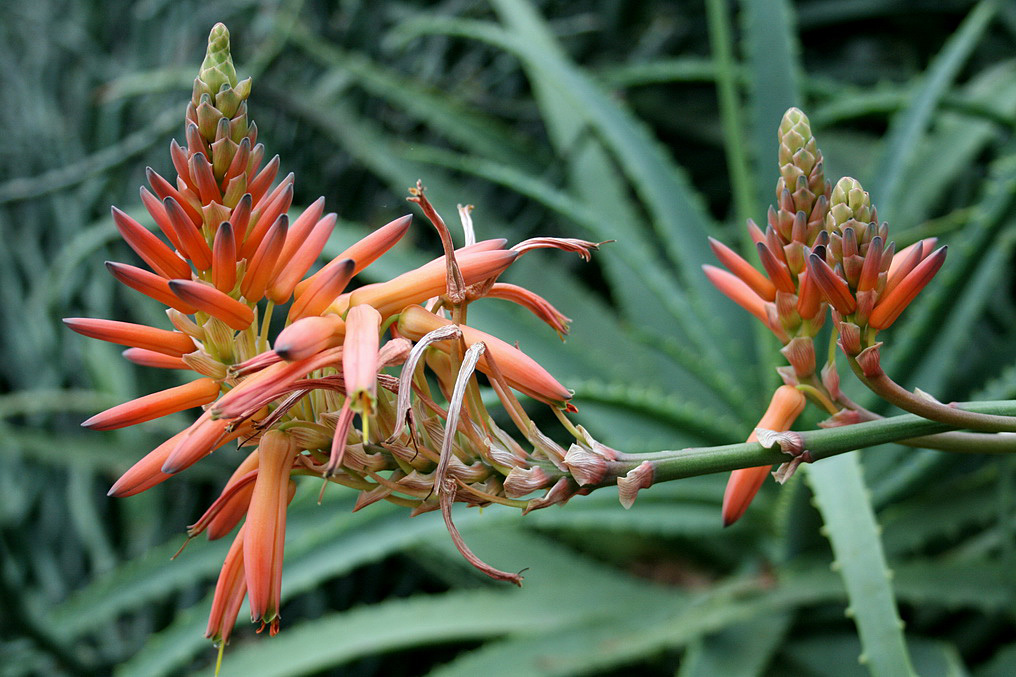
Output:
left=705, top=108, right=947, bottom=524
left=66, top=25, right=609, bottom=645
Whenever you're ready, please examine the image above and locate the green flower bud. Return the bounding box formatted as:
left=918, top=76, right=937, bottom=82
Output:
left=199, top=23, right=238, bottom=96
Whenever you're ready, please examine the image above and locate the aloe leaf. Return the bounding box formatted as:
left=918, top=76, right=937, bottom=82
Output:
left=867, top=0, right=999, bottom=226
left=804, top=455, right=916, bottom=676
left=678, top=612, right=791, bottom=677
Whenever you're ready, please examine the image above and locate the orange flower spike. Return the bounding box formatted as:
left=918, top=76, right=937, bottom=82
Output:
left=343, top=304, right=382, bottom=418
left=244, top=430, right=299, bottom=629
left=273, top=314, right=345, bottom=362
left=293, top=215, right=413, bottom=299
left=163, top=197, right=213, bottom=270
left=869, top=246, right=947, bottom=330
left=721, top=385, right=807, bottom=526
left=110, top=206, right=193, bottom=280
left=755, top=242, right=796, bottom=294
left=246, top=154, right=280, bottom=206
left=139, top=187, right=185, bottom=252
left=266, top=212, right=337, bottom=304
left=486, top=282, right=571, bottom=338
left=170, top=280, right=254, bottom=330
left=82, top=377, right=221, bottom=431
left=240, top=180, right=293, bottom=260
left=286, top=259, right=356, bottom=322
left=240, top=215, right=288, bottom=301
left=146, top=167, right=203, bottom=226
left=702, top=265, right=769, bottom=324
left=806, top=253, right=856, bottom=315
left=397, top=305, right=572, bottom=406
left=105, top=261, right=198, bottom=314
left=212, top=222, right=238, bottom=293
left=122, top=347, right=189, bottom=370
left=206, top=524, right=247, bottom=645
left=63, top=318, right=195, bottom=356
left=188, top=151, right=222, bottom=204
left=708, top=237, right=777, bottom=301
left=349, top=249, right=518, bottom=319
left=107, top=430, right=189, bottom=497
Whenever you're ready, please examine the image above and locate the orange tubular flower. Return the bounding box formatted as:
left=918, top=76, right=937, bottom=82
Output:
left=64, top=318, right=195, bottom=356
left=702, top=265, right=769, bottom=325
left=244, top=430, right=298, bottom=632
left=273, top=315, right=345, bottom=362
left=708, top=237, right=777, bottom=301
left=343, top=305, right=382, bottom=416
left=868, top=246, right=947, bottom=330
left=169, top=280, right=255, bottom=331
left=722, top=385, right=807, bottom=526
left=348, top=249, right=518, bottom=318
left=206, top=524, right=248, bottom=646
left=82, top=377, right=220, bottom=430
left=397, top=305, right=572, bottom=406
left=104, top=261, right=198, bottom=314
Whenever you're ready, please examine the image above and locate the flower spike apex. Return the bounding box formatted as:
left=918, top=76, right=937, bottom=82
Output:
left=200, top=24, right=238, bottom=94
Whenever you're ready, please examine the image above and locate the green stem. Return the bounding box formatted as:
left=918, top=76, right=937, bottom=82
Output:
left=590, top=400, right=1016, bottom=485
left=849, top=355, right=1016, bottom=432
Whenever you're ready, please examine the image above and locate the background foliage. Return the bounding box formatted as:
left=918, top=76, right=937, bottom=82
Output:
left=3, top=0, right=1016, bottom=674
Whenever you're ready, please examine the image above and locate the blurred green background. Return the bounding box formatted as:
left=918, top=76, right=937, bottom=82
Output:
left=4, top=0, right=1016, bottom=675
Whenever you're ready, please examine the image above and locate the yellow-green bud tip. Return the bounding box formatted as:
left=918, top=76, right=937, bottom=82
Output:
left=200, top=23, right=238, bottom=94
left=827, top=177, right=871, bottom=229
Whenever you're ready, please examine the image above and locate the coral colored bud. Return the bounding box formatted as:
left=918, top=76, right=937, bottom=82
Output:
left=161, top=412, right=231, bottom=474
left=206, top=524, right=248, bottom=644
left=267, top=213, right=337, bottom=304
left=241, top=215, right=288, bottom=302
left=105, top=261, right=197, bottom=314
left=755, top=242, right=795, bottom=294
left=64, top=317, right=195, bottom=356
left=108, top=430, right=189, bottom=497
left=241, top=182, right=292, bottom=260
left=164, top=197, right=213, bottom=270
left=111, top=206, right=193, bottom=280
left=246, top=155, right=279, bottom=206
left=869, top=246, right=947, bottom=330
left=230, top=193, right=253, bottom=250
left=169, top=280, right=254, bottom=331
left=139, top=186, right=185, bottom=252
left=122, top=347, right=189, bottom=370
left=147, top=167, right=203, bottom=226
left=721, top=385, right=806, bottom=526
left=293, top=215, right=415, bottom=300
left=708, top=237, right=777, bottom=301
left=350, top=250, right=518, bottom=319
left=795, top=270, right=821, bottom=320
left=82, top=378, right=220, bottom=431
left=274, top=315, right=345, bottom=362
left=287, top=259, right=356, bottom=322
left=244, top=430, right=298, bottom=628
left=212, top=222, right=238, bottom=293
left=702, top=265, right=768, bottom=325
left=807, top=254, right=856, bottom=315
left=397, top=305, right=572, bottom=405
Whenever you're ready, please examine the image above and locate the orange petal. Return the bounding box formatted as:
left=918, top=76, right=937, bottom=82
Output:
left=169, top=139, right=196, bottom=193
left=105, top=261, right=197, bottom=314
left=139, top=186, right=185, bottom=252
left=107, top=430, right=188, bottom=497
left=224, top=136, right=252, bottom=185
left=755, top=242, right=795, bottom=294
left=397, top=305, right=571, bottom=405
left=807, top=254, right=856, bottom=315
left=721, top=385, right=806, bottom=526
left=240, top=215, right=288, bottom=302
left=709, top=237, right=777, bottom=301
left=169, top=280, right=255, bottom=331
left=212, top=222, right=238, bottom=293
left=161, top=412, right=231, bottom=474
left=287, top=259, right=356, bottom=322
left=869, top=246, right=947, bottom=330
left=246, top=154, right=280, bottom=206
left=64, top=317, right=195, bottom=356
left=348, top=249, right=517, bottom=318
left=273, top=315, right=345, bottom=362
left=702, top=265, right=768, bottom=324
left=111, top=206, right=192, bottom=280
left=244, top=430, right=298, bottom=625
left=266, top=213, right=337, bottom=304
left=122, top=347, right=189, bottom=370
left=82, top=377, right=220, bottom=431
left=188, top=151, right=221, bottom=204
left=486, top=282, right=570, bottom=337
left=146, top=167, right=203, bottom=226
left=795, top=270, right=821, bottom=320
left=206, top=524, right=247, bottom=644
left=343, top=305, right=382, bottom=408
left=230, top=193, right=253, bottom=251
left=164, top=197, right=213, bottom=270
left=241, top=179, right=292, bottom=260
left=293, top=215, right=413, bottom=299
